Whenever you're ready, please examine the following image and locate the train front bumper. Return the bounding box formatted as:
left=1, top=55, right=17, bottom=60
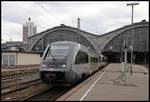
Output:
left=39, top=67, right=76, bottom=84
left=39, top=67, right=69, bottom=72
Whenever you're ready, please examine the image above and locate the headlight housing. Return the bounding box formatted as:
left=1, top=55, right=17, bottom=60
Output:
left=62, top=64, right=66, bottom=68
left=42, top=64, right=46, bottom=68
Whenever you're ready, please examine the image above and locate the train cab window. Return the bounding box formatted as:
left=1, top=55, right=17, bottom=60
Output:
left=75, top=51, right=89, bottom=64
left=43, top=46, right=51, bottom=60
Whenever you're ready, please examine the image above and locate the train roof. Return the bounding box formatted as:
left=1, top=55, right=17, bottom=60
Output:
left=50, top=41, right=99, bottom=56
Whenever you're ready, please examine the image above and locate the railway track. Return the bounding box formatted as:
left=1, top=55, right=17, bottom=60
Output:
left=2, top=65, right=108, bottom=101
left=1, top=81, right=50, bottom=101
left=22, top=84, right=77, bottom=101
left=1, top=72, right=38, bottom=81
left=2, top=79, right=42, bottom=95
left=1, top=73, right=40, bottom=90
left=20, top=66, right=108, bottom=101
left=1, top=68, right=39, bottom=78
left=1, top=70, right=50, bottom=101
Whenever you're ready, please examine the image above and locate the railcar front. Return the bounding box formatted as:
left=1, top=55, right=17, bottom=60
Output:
left=39, top=41, right=78, bottom=85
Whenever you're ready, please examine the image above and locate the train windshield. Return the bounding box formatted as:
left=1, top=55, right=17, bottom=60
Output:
left=46, top=44, right=70, bottom=59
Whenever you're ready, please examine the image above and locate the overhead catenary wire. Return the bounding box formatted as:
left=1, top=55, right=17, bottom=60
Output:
left=15, top=2, right=64, bottom=35
left=15, top=3, right=45, bottom=24
left=39, top=4, right=62, bottom=24
left=15, top=3, right=62, bottom=26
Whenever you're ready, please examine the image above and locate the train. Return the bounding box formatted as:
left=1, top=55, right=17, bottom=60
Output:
left=39, top=41, right=107, bottom=85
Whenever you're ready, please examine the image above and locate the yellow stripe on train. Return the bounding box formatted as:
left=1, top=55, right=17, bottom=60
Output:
left=89, top=68, right=92, bottom=75
left=90, top=53, right=93, bottom=57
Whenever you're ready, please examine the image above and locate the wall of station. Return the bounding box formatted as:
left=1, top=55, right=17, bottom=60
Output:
left=2, top=51, right=42, bottom=68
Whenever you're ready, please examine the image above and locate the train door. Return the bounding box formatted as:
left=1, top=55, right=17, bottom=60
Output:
left=92, top=56, right=99, bottom=73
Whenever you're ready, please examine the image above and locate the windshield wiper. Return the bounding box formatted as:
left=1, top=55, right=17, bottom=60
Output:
left=51, top=53, right=56, bottom=61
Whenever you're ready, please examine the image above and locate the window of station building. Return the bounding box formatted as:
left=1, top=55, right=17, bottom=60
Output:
left=75, top=51, right=89, bottom=64
left=9, top=55, right=15, bottom=66
left=3, top=55, right=8, bottom=66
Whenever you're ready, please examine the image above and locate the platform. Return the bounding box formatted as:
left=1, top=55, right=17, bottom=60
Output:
left=57, top=63, right=149, bottom=101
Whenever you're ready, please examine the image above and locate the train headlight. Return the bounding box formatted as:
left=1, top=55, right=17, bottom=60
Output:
left=62, top=64, right=66, bottom=68
left=42, top=64, right=46, bottom=68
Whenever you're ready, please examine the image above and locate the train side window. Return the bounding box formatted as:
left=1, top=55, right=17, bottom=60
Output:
left=96, top=58, right=98, bottom=62
left=75, top=51, right=89, bottom=64
left=99, top=56, right=101, bottom=62
left=92, top=57, right=98, bottom=62
left=93, top=57, right=95, bottom=62
left=90, top=57, right=93, bottom=63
